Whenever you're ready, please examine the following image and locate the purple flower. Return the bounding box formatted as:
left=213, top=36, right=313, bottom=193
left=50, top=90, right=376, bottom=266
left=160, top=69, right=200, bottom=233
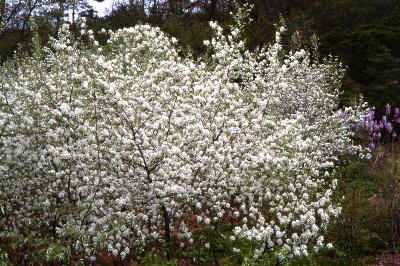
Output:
left=395, top=108, right=400, bottom=123
left=368, top=143, right=376, bottom=150
left=360, top=104, right=400, bottom=149
left=339, top=111, right=349, bottom=120
left=372, top=132, right=381, bottom=141
left=365, top=110, right=375, bottom=121
left=386, top=103, right=391, bottom=116
left=382, top=116, right=387, bottom=125
left=386, top=122, right=393, bottom=134
left=373, top=121, right=381, bottom=131
left=364, top=121, right=373, bottom=132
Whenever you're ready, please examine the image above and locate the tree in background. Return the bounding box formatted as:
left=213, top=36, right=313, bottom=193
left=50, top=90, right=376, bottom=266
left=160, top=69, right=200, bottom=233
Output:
left=0, top=0, right=94, bottom=60
left=0, top=0, right=399, bottom=107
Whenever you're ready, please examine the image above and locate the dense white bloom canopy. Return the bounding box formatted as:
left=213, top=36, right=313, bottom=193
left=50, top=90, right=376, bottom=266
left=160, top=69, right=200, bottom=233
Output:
left=0, top=17, right=366, bottom=261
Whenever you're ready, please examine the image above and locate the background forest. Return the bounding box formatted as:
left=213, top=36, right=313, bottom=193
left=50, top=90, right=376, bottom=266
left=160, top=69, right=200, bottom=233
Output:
left=1, top=1, right=400, bottom=265
left=1, top=0, right=400, bottom=109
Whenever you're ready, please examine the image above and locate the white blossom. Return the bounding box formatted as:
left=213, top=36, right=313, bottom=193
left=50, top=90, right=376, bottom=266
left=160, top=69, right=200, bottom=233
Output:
left=0, top=12, right=365, bottom=261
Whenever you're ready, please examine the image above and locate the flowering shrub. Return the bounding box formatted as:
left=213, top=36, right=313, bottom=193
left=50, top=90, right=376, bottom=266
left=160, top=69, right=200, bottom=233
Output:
left=0, top=13, right=366, bottom=263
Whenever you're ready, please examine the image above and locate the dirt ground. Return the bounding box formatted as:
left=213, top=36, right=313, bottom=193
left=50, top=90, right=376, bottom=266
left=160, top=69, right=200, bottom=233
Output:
left=371, top=252, right=400, bottom=266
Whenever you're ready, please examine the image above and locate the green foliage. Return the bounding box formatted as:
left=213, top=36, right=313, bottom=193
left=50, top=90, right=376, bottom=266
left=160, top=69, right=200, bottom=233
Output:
left=319, top=149, right=400, bottom=262
left=320, top=23, right=400, bottom=108
left=45, top=243, right=71, bottom=263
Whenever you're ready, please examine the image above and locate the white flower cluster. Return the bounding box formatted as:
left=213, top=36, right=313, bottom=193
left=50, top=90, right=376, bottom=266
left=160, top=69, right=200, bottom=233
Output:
left=0, top=19, right=365, bottom=260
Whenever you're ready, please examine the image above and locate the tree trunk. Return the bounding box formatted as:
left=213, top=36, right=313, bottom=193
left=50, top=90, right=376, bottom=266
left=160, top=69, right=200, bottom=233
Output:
left=71, top=0, right=76, bottom=25
left=55, top=1, right=65, bottom=35
left=161, top=204, right=172, bottom=260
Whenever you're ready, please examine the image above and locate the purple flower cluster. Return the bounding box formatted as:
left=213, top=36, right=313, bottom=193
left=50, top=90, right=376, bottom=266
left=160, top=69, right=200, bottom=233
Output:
left=363, top=103, right=400, bottom=149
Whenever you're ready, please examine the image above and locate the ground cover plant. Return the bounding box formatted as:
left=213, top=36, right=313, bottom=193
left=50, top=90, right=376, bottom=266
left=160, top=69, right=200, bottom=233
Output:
left=0, top=8, right=370, bottom=265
